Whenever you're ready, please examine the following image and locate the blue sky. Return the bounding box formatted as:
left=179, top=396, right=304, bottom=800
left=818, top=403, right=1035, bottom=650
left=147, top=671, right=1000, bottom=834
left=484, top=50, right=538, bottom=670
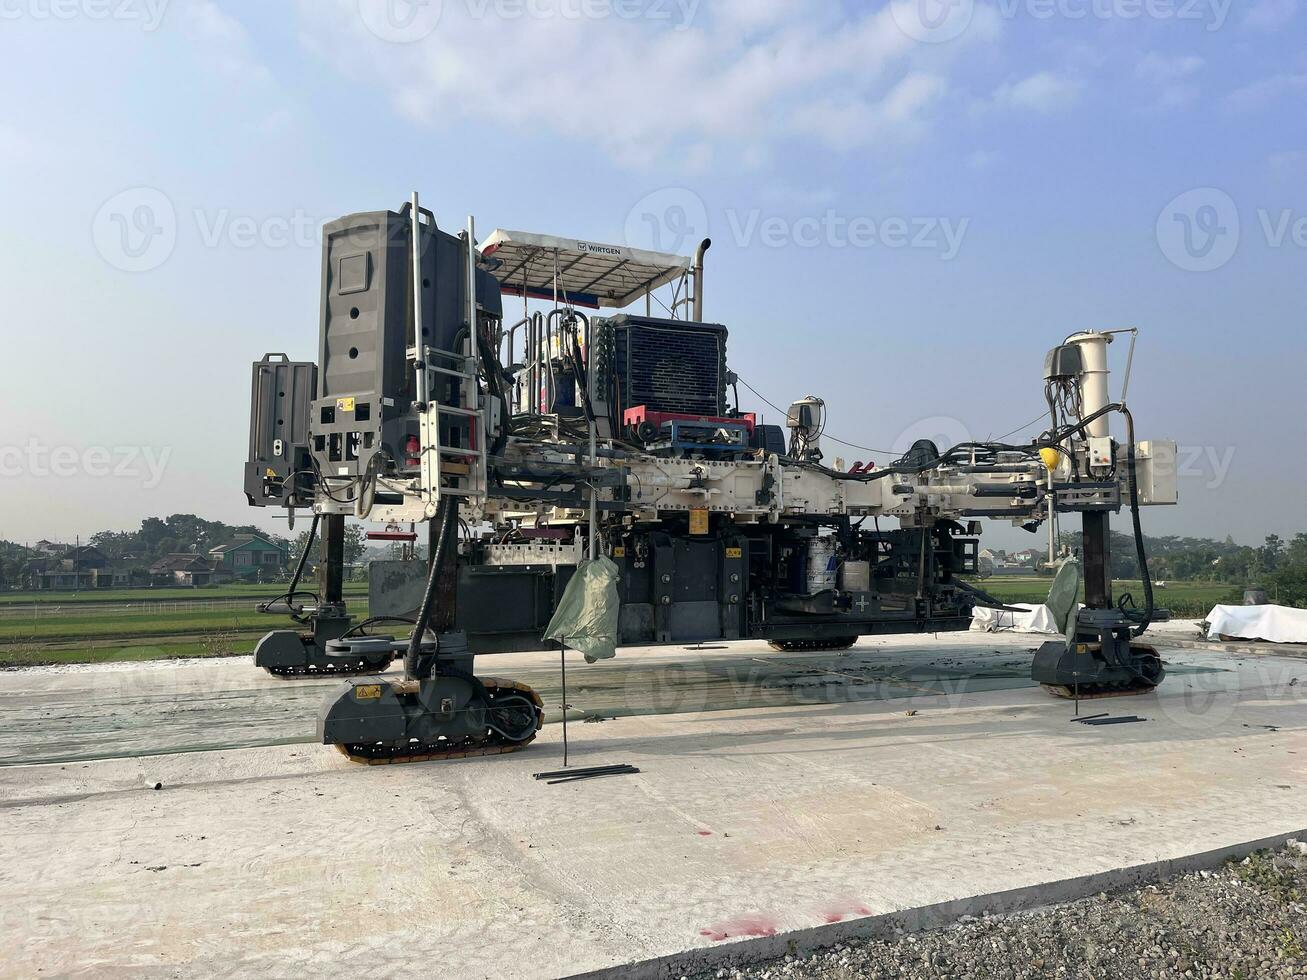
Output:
left=1, top=0, right=1304, bottom=549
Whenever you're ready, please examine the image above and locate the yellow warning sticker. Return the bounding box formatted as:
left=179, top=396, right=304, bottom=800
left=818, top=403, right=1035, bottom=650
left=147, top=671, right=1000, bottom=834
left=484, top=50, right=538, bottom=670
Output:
left=689, top=508, right=710, bottom=535
left=355, top=684, right=383, bottom=701
left=725, top=547, right=743, bottom=559
left=337, top=397, right=357, bottom=413
left=612, top=546, right=627, bottom=558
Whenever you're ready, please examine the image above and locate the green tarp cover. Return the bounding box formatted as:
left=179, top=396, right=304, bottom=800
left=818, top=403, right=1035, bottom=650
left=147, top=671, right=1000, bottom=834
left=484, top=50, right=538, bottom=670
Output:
left=544, top=556, right=621, bottom=663
left=1046, top=557, right=1083, bottom=641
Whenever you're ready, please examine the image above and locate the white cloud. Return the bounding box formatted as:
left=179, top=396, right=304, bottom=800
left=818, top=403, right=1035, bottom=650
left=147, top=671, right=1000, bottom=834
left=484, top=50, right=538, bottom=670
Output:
left=179, top=1, right=293, bottom=133
left=1222, top=73, right=1307, bottom=113
left=296, top=0, right=1005, bottom=170
left=1136, top=52, right=1204, bottom=110
left=181, top=0, right=274, bottom=86
left=991, top=72, right=1084, bottom=114
left=1136, top=53, right=1205, bottom=83
left=1244, top=0, right=1299, bottom=30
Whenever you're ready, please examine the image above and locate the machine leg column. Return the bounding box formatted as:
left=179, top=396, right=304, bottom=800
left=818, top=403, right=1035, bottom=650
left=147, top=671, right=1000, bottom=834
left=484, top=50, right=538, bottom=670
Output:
left=319, top=514, right=345, bottom=607
left=1082, top=511, right=1112, bottom=613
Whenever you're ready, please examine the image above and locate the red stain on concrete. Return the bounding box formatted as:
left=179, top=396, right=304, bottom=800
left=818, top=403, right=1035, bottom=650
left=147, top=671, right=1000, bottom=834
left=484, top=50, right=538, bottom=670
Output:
left=698, top=915, right=779, bottom=942
left=818, top=902, right=872, bottom=924
left=697, top=830, right=714, bottom=837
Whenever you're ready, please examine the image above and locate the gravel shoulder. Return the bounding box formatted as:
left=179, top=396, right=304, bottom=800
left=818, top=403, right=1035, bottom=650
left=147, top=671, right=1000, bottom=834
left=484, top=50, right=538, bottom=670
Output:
left=691, top=844, right=1307, bottom=980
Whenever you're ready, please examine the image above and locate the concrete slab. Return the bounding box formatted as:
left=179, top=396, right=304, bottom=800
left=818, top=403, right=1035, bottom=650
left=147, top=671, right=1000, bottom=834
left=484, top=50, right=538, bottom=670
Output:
left=0, top=634, right=1050, bottom=766
left=1, top=635, right=1304, bottom=979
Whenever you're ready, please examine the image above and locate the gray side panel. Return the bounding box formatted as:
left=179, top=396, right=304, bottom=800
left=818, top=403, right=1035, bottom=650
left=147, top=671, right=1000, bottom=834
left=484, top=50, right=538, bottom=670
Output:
left=368, top=560, right=430, bottom=621
left=244, top=354, right=316, bottom=508
left=312, top=209, right=472, bottom=478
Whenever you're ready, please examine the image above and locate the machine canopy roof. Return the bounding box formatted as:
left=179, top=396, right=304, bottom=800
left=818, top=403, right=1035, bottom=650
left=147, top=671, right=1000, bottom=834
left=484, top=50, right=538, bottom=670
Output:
left=478, top=229, right=691, bottom=310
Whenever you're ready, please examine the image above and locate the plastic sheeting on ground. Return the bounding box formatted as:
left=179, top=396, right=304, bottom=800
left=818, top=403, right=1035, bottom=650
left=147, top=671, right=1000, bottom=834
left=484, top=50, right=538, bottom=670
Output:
left=543, top=556, right=622, bottom=662
left=970, top=603, right=1062, bottom=635
left=1205, top=604, right=1307, bottom=644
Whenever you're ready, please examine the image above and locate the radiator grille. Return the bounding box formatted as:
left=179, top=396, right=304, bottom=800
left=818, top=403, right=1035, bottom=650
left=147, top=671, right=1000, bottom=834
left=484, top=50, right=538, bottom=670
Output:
left=613, top=320, right=727, bottom=417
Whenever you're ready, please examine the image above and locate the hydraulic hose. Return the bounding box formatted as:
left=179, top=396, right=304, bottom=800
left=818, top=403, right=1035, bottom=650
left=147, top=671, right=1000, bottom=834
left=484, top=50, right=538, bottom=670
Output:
left=404, top=497, right=458, bottom=679
left=289, top=513, right=319, bottom=588
left=1120, top=407, right=1155, bottom=636
left=258, top=513, right=320, bottom=621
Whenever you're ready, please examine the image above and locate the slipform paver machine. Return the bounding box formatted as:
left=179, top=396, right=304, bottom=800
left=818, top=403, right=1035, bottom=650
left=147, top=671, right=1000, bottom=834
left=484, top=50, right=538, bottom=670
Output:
left=243, top=194, right=1178, bottom=764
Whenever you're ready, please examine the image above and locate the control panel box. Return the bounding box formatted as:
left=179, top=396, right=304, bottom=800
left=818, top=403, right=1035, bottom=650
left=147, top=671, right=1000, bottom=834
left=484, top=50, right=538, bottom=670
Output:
left=1131, top=440, right=1179, bottom=506
left=244, top=354, right=317, bottom=508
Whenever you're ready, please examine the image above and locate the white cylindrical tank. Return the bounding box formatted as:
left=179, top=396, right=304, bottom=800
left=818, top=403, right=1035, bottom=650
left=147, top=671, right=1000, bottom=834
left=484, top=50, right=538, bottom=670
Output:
left=806, top=538, right=838, bottom=594
left=1066, top=332, right=1113, bottom=438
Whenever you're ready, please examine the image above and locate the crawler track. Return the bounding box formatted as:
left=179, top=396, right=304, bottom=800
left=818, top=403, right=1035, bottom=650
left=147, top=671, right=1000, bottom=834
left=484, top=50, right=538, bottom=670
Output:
left=264, top=656, right=394, bottom=678
left=335, top=678, right=544, bottom=765
left=767, top=637, right=859, bottom=653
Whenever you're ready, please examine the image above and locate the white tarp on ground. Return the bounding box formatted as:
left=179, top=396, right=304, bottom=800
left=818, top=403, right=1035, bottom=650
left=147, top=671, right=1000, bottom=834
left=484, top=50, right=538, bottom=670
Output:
left=970, top=603, right=1062, bottom=635
left=1206, top=604, right=1307, bottom=644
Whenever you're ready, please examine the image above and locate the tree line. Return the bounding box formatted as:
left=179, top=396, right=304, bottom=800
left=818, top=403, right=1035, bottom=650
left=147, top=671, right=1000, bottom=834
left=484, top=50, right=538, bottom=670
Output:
left=0, top=514, right=374, bottom=589
left=1057, top=531, right=1306, bottom=605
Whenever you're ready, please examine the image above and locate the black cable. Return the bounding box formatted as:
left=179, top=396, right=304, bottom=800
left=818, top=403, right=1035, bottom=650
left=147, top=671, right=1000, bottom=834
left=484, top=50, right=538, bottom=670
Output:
left=739, top=374, right=1051, bottom=461
left=288, top=513, right=318, bottom=590
left=1120, top=406, right=1155, bottom=637
left=993, top=410, right=1055, bottom=444
left=476, top=333, right=512, bottom=457
left=404, top=497, right=457, bottom=680
left=341, top=615, right=418, bottom=640
left=258, top=513, right=321, bottom=622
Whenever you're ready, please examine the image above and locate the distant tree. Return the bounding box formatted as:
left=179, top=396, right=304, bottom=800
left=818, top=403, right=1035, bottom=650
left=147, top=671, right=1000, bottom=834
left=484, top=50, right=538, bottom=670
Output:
left=343, top=524, right=366, bottom=567
left=1259, top=534, right=1285, bottom=573
left=289, top=522, right=366, bottom=575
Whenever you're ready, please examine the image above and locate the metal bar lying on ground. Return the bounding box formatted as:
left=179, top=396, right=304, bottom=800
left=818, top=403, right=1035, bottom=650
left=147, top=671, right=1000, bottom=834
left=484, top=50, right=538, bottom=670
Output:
left=534, top=764, right=639, bottom=781
left=546, top=767, right=641, bottom=786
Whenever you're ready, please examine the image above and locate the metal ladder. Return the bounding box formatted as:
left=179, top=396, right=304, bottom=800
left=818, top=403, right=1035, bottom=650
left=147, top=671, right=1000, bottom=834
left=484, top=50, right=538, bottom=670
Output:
left=410, top=193, right=488, bottom=517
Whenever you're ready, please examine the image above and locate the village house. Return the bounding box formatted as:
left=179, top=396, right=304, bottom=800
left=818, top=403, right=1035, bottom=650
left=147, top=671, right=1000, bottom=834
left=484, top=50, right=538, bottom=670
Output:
left=149, top=553, right=216, bottom=587
left=208, top=534, right=289, bottom=582
left=23, top=546, right=132, bottom=591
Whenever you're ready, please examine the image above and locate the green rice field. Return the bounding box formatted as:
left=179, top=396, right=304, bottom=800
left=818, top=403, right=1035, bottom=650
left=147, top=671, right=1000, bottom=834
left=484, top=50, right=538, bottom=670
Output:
left=0, top=583, right=370, bottom=668
left=0, top=578, right=1237, bottom=669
